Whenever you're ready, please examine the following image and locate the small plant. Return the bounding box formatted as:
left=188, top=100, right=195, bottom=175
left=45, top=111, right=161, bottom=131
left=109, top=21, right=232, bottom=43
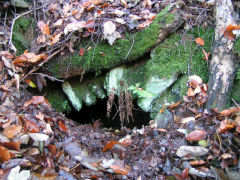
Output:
left=128, top=83, right=156, bottom=99
left=236, top=68, right=240, bottom=80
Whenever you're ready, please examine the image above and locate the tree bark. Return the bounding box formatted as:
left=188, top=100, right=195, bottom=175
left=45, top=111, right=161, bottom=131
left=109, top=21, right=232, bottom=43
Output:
left=206, top=0, right=239, bottom=111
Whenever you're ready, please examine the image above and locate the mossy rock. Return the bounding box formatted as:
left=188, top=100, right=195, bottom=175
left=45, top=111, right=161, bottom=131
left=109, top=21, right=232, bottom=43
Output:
left=13, top=17, right=36, bottom=55
left=46, top=26, right=214, bottom=114
left=47, top=4, right=183, bottom=78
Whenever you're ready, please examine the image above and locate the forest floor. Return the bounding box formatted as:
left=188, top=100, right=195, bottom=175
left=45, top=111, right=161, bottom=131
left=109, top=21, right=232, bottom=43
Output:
left=0, top=0, right=240, bottom=179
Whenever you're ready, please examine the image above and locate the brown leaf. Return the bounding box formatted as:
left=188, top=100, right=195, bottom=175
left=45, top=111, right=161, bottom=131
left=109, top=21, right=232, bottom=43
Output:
left=50, top=32, right=62, bottom=46
left=37, top=21, right=50, bottom=35
left=223, top=25, right=240, bottom=41
left=37, top=34, right=46, bottom=44
left=47, top=145, right=57, bottom=155
left=221, top=153, right=232, bottom=160
left=13, top=55, right=28, bottom=65
left=187, top=88, right=195, bottom=97
left=195, top=37, right=204, bottom=46
left=189, top=160, right=206, bottom=166
left=220, top=107, right=240, bottom=116
left=0, top=51, right=14, bottom=59
left=79, top=48, right=85, bottom=56
left=3, top=124, right=22, bottom=139
left=58, top=121, right=68, bottom=133
left=218, top=119, right=235, bottom=133
left=109, top=164, right=130, bottom=175
left=102, top=141, right=124, bottom=152
left=21, top=115, right=40, bottom=133
left=159, top=105, right=165, bottom=114
left=169, top=101, right=181, bottom=109
left=24, top=96, right=51, bottom=108
left=186, top=130, right=206, bottom=142
left=188, top=75, right=203, bottom=88
left=120, top=0, right=127, bottom=7
left=1, top=141, right=21, bottom=151
left=0, top=145, right=10, bottom=162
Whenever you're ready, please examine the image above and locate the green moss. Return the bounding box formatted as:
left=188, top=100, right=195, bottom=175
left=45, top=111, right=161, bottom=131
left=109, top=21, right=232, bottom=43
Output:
left=46, top=89, right=71, bottom=114
left=48, top=4, right=178, bottom=78
left=131, top=27, right=213, bottom=113
left=13, top=17, right=35, bottom=55
left=234, top=37, right=240, bottom=57
left=232, top=79, right=240, bottom=104
left=146, top=27, right=213, bottom=83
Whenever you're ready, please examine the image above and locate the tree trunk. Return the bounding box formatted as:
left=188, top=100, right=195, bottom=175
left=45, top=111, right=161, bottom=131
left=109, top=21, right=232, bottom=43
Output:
left=206, top=0, right=239, bottom=111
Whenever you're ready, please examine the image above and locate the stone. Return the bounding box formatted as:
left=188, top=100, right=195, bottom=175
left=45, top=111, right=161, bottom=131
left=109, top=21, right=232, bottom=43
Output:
left=154, top=109, right=173, bottom=129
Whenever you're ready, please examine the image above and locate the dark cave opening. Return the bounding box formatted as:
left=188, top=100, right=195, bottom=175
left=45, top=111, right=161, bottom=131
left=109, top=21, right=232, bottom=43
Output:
left=66, top=97, right=151, bottom=129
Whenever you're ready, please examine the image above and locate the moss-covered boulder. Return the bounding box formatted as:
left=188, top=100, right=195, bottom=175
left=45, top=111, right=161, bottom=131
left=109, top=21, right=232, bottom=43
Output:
left=48, top=27, right=214, bottom=116
left=46, top=3, right=184, bottom=78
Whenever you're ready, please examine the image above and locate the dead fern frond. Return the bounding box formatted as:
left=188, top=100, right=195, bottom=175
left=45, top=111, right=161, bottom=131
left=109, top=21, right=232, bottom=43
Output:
left=107, top=87, right=115, bottom=118
left=125, top=90, right=134, bottom=123
left=119, top=91, right=125, bottom=126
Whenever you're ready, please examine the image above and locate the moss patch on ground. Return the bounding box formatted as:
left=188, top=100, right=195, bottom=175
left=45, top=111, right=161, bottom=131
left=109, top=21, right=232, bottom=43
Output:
left=13, top=17, right=36, bottom=55
left=45, top=88, right=72, bottom=114
left=47, top=4, right=178, bottom=78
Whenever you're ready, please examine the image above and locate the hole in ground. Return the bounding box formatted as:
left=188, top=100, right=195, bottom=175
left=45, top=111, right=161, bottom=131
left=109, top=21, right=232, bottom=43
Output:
left=66, top=97, right=151, bottom=129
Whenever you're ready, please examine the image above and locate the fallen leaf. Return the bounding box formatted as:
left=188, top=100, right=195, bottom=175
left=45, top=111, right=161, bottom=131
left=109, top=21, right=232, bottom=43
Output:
left=188, top=75, right=203, bottom=88
left=1, top=141, right=21, bottom=151
left=50, top=32, right=62, bottom=46
left=3, top=124, right=22, bottom=139
left=21, top=115, right=40, bottom=133
left=37, top=21, right=50, bottom=35
left=224, top=24, right=240, bottom=41
left=28, top=133, right=49, bottom=142
left=99, top=52, right=106, bottom=56
left=189, top=160, right=206, bottom=166
left=176, top=145, right=209, bottom=157
left=102, top=141, right=125, bottom=152
left=64, top=21, right=86, bottom=35
left=187, top=87, right=195, bottom=97
left=220, top=107, right=240, bottom=116
left=218, top=119, right=235, bottom=133
left=79, top=48, right=85, bottom=56
left=159, top=105, right=165, bottom=114
left=0, top=145, right=10, bottom=162
left=120, top=0, right=127, bottom=7
left=0, top=51, right=14, bottom=59
left=137, top=20, right=152, bottom=29
left=109, top=164, right=130, bottom=175
left=58, top=121, right=68, bottom=133
left=25, top=79, right=37, bottom=88
left=37, top=34, right=46, bottom=44
left=195, top=37, right=204, bottom=46
left=169, top=101, right=181, bottom=109
left=6, top=165, right=30, bottom=180
left=186, top=130, right=207, bottom=141
left=221, top=153, right=232, bottom=160
left=47, top=144, right=57, bottom=155
left=181, top=117, right=195, bottom=124
left=101, top=3, right=109, bottom=8
left=24, top=96, right=51, bottom=108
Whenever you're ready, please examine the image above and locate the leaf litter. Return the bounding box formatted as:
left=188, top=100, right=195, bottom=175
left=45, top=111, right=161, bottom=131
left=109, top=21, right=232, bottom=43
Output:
left=0, top=0, right=240, bottom=179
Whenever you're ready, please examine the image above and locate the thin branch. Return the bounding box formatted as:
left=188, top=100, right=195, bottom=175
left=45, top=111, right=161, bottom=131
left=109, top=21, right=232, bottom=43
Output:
left=8, top=6, right=43, bottom=52
left=31, top=73, right=64, bottom=82
left=124, top=33, right=135, bottom=60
